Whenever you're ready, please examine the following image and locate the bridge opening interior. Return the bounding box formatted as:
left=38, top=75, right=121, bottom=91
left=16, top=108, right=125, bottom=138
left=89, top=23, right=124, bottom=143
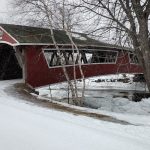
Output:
left=44, top=49, right=139, bottom=68
left=0, top=44, right=22, bottom=80
left=44, top=49, right=118, bottom=67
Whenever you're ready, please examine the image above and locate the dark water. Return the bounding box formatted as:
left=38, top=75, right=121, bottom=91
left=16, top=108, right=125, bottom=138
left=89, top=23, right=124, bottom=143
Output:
left=81, top=89, right=150, bottom=109
left=85, top=89, right=133, bottom=98
left=84, top=89, right=150, bottom=100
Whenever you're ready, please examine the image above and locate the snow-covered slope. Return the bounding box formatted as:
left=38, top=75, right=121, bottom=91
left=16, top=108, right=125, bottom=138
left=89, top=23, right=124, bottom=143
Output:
left=0, top=80, right=150, bottom=150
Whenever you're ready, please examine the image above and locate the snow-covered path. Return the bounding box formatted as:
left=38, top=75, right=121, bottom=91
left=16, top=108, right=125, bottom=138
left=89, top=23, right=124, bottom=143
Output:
left=0, top=80, right=150, bottom=150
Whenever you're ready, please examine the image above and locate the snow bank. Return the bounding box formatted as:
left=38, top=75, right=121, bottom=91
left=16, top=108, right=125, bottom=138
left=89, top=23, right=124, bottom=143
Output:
left=37, top=74, right=150, bottom=115
left=84, top=97, right=150, bottom=115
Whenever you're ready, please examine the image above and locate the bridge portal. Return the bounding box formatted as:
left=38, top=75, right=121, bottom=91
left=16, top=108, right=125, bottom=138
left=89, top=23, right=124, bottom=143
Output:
left=0, top=44, right=22, bottom=80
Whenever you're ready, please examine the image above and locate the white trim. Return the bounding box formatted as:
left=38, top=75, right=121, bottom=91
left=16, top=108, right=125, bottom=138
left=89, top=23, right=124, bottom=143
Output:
left=44, top=62, right=117, bottom=69
left=43, top=49, right=52, bottom=68
left=43, top=49, right=118, bottom=69
left=0, top=41, right=15, bottom=46
left=13, top=43, right=131, bottom=51
left=115, top=51, right=119, bottom=64
left=43, top=48, right=119, bottom=53
left=13, top=43, right=54, bottom=46
left=0, top=26, right=19, bottom=44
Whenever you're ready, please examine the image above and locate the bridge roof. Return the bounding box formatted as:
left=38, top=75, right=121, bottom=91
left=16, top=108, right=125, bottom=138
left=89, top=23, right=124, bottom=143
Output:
left=0, top=23, right=131, bottom=50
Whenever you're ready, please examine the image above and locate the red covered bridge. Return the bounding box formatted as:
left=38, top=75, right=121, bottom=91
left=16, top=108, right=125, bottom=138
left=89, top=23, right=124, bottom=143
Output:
left=0, top=24, right=143, bottom=88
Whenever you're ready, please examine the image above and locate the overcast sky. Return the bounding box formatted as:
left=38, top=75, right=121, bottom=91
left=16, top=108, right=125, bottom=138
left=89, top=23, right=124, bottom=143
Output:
left=1, top=0, right=8, bottom=11
left=0, top=0, right=13, bottom=23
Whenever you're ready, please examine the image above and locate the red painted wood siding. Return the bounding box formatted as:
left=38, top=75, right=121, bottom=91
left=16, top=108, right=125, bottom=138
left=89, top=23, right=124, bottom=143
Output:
left=25, top=46, right=143, bottom=88
left=0, top=28, right=17, bottom=44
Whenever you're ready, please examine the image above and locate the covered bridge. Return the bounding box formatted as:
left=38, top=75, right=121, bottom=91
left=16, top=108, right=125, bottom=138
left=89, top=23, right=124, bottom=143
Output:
left=0, top=24, right=143, bottom=88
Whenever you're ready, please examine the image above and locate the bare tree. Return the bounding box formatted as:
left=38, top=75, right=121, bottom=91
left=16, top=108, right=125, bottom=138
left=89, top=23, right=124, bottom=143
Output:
left=13, top=0, right=85, bottom=105
left=74, top=0, right=150, bottom=91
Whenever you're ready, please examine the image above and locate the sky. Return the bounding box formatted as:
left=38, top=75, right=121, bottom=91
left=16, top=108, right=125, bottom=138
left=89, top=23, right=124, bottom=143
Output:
left=0, top=0, right=13, bottom=23
left=1, top=0, right=7, bottom=11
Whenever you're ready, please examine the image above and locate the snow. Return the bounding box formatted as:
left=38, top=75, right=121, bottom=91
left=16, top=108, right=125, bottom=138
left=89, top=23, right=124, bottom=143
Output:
left=37, top=74, right=150, bottom=115
left=72, top=33, right=87, bottom=41
left=0, top=79, right=150, bottom=150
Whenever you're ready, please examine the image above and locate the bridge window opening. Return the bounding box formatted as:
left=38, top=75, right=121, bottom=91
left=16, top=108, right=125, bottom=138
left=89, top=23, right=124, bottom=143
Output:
left=44, top=49, right=117, bottom=67
left=85, top=53, right=92, bottom=63
left=91, top=51, right=117, bottom=63
left=0, top=44, right=22, bottom=80
left=129, top=53, right=139, bottom=64
left=44, top=51, right=61, bottom=66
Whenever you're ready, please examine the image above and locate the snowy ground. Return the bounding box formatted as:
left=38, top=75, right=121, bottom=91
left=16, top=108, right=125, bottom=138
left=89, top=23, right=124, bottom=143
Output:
left=0, top=79, right=150, bottom=150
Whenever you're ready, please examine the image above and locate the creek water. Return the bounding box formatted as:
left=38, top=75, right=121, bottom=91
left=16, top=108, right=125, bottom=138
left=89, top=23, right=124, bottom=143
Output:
left=82, top=89, right=150, bottom=109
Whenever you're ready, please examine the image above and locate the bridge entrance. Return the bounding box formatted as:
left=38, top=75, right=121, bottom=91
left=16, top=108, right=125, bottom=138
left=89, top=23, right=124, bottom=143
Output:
left=0, top=44, right=22, bottom=80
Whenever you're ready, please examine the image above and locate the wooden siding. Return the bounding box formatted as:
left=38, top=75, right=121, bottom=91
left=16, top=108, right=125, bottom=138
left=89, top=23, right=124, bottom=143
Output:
left=0, top=28, right=17, bottom=45
left=25, top=46, right=143, bottom=88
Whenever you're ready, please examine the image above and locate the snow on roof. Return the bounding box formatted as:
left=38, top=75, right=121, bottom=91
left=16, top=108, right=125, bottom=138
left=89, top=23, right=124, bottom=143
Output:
left=72, top=33, right=87, bottom=41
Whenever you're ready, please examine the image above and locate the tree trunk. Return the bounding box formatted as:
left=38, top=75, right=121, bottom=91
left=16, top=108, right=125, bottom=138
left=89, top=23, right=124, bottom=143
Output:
left=132, top=18, right=150, bottom=92
left=65, top=29, right=85, bottom=106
